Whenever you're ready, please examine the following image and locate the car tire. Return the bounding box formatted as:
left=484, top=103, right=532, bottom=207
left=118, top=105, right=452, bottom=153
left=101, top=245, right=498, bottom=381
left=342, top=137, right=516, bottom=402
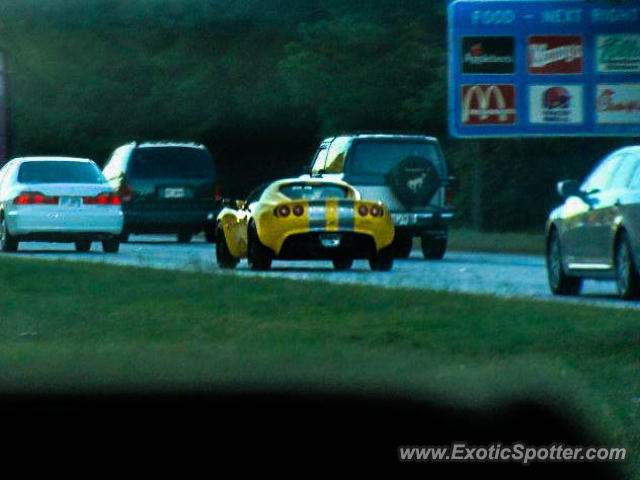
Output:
left=102, top=238, right=120, bottom=253
left=0, top=216, right=18, bottom=252
left=75, top=240, right=92, bottom=252
left=247, top=222, right=272, bottom=271
left=615, top=232, right=640, bottom=300
left=369, top=245, right=394, bottom=271
left=421, top=235, right=447, bottom=260
left=393, top=235, right=412, bottom=258
left=332, top=256, right=353, bottom=270
left=216, top=223, right=239, bottom=269
left=177, top=232, right=192, bottom=243
left=388, top=156, right=441, bottom=208
left=546, top=230, right=582, bottom=296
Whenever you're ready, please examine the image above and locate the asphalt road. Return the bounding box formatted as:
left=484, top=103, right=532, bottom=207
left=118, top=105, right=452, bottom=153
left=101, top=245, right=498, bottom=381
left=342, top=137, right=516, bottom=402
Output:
left=8, top=234, right=640, bottom=310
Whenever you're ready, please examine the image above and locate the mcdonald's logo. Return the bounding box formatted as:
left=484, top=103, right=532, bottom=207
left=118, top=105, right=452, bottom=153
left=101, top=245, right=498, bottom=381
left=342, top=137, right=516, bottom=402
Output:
left=461, top=85, right=516, bottom=125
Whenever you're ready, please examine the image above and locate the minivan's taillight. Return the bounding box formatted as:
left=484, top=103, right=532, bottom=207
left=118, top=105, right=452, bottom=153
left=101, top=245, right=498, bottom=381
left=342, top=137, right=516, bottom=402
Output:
left=83, top=192, right=121, bottom=205
left=214, top=183, right=223, bottom=202
left=119, top=183, right=133, bottom=202
left=13, top=191, right=59, bottom=205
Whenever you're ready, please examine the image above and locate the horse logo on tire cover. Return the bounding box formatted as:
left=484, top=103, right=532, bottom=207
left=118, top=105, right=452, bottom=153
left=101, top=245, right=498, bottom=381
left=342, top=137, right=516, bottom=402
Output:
left=390, top=156, right=440, bottom=207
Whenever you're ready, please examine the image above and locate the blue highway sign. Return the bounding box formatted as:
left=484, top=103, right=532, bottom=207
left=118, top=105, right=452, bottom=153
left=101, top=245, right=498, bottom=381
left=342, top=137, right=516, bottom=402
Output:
left=448, top=0, right=640, bottom=137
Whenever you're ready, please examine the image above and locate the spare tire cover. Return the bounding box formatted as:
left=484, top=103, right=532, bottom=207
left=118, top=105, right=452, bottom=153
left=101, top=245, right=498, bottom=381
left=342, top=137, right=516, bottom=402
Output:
left=388, top=156, right=441, bottom=208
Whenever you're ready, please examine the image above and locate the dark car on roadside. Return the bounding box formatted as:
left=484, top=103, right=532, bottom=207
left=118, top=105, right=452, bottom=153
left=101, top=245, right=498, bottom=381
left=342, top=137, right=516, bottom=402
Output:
left=306, top=133, right=455, bottom=259
left=546, top=145, right=640, bottom=300
left=102, top=141, right=221, bottom=242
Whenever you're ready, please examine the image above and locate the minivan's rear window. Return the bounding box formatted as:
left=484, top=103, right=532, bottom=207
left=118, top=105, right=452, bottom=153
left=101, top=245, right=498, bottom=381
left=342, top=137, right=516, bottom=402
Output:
left=18, top=161, right=104, bottom=184
left=129, top=147, right=215, bottom=179
left=349, top=141, right=442, bottom=176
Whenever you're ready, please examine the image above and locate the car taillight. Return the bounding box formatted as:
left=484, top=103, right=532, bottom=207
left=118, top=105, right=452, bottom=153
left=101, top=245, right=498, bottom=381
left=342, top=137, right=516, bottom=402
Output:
left=445, top=186, right=455, bottom=207
left=119, top=183, right=133, bottom=202
left=293, top=204, right=304, bottom=216
left=13, top=191, right=59, bottom=205
left=370, top=205, right=383, bottom=217
left=276, top=205, right=290, bottom=217
left=83, top=192, right=121, bottom=205
left=214, top=183, right=223, bottom=202
left=358, top=204, right=369, bottom=217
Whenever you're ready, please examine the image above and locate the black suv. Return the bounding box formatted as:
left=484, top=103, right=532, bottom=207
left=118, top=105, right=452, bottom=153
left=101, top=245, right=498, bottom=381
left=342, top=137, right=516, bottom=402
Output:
left=102, top=141, right=220, bottom=242
left=308, top=134, right=454, bottom=259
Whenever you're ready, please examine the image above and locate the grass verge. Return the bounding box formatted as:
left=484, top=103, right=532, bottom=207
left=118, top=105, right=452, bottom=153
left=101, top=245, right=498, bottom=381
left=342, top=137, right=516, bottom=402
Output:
left=0, top=257, right=636, bottom=474
left=447, top=228, right=546, bottom=255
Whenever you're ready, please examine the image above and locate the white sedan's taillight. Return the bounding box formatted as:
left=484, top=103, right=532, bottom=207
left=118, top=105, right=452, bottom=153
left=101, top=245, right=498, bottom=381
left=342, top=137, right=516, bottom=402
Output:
left=83, top=192, right=121, bottom=205
left=13, top=191, right=59, bottom=205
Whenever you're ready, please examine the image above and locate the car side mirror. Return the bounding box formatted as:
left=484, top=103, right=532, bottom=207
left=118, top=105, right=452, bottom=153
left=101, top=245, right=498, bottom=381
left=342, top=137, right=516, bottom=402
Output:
left=557, top=180, right=581, bottom=198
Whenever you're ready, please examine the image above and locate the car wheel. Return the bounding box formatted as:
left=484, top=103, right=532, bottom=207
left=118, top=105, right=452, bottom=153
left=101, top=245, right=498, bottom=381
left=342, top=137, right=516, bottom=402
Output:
left=615, top=232, right=640, bottom=300
left=75, top=240, right=92, bottom=252
left=0, top=216, right=18, bottom=252
left=332, top=256, right=353, bottom=270
left=393, top=235, right=412, bottom=258
left=546, top=230, right=582, bottom=296
left=369, top=245, right=394, bottom=271
left=247, top=222, right=272, bottom=271
left=177, top=232, right=192, bottom=243
left=216, top=223, right=239, bottom=269
left=102, top=238, right=120, bottom=253
left=421, top=235, right=447, bottom=260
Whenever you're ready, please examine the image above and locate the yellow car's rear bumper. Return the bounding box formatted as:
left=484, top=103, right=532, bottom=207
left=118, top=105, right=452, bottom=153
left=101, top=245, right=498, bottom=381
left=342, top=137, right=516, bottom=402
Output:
left=256, top=199, right=394, bottom=255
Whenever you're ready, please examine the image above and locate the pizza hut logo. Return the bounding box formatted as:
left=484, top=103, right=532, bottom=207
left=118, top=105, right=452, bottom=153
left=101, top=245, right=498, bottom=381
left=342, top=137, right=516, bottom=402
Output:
left=461, top=85, right=516, bottom=125
left=528, top=36, right=583, bottom=74
left=543, top=87, right=571, bottom=109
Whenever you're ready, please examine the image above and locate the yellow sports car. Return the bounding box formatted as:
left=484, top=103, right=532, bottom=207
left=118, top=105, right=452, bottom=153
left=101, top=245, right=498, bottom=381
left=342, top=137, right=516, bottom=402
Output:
left=215, top=178, right=395, bottom=270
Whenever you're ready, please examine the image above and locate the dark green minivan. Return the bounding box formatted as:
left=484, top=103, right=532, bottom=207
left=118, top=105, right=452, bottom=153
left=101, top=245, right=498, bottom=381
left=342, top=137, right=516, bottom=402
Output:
left=102, top=142, right=221, bottom=242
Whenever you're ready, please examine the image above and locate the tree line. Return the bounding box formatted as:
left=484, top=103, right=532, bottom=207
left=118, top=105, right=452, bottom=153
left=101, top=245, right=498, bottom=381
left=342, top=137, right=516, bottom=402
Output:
left=0, top=0, right=636, bottom=231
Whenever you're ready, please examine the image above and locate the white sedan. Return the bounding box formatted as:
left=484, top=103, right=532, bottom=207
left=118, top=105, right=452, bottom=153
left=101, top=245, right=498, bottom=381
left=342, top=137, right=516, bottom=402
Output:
left=0, top=157, right=124, bottom=252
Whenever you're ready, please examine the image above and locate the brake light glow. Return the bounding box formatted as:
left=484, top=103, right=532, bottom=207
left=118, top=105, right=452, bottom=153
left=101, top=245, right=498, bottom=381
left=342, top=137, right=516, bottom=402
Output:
left=83, top=192, right=121, bottom=205
left=215, top=184, right=223, bottom=202
left=13, top=191, right=59, bottom=205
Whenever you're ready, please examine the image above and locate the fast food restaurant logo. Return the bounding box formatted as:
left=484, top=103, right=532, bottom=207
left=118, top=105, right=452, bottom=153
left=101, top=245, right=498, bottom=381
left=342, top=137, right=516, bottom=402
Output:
left=543, top=86, right=571, bottom=110
left=597, top=35, right=640, bottom=73
left=462, top=37, right=515, bottom=74
left=527, top=35, right=583, bottom=74
left=461, top=85, right=516, bottom=125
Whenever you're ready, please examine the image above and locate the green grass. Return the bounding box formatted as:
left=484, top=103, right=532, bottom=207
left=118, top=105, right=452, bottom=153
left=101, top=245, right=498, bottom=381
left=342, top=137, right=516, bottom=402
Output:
left=0, top=257, right=637, bottom=475
left=447, top=228, right=546, bottom=255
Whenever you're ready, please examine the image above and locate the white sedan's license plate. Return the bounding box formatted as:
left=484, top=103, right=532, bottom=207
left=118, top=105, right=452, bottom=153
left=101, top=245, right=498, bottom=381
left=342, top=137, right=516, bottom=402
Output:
left=60, top=196, right=81, bottom=207
left=319, top=233, right=342, bottom=248
left=164, top=188, right=185, bottom=199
